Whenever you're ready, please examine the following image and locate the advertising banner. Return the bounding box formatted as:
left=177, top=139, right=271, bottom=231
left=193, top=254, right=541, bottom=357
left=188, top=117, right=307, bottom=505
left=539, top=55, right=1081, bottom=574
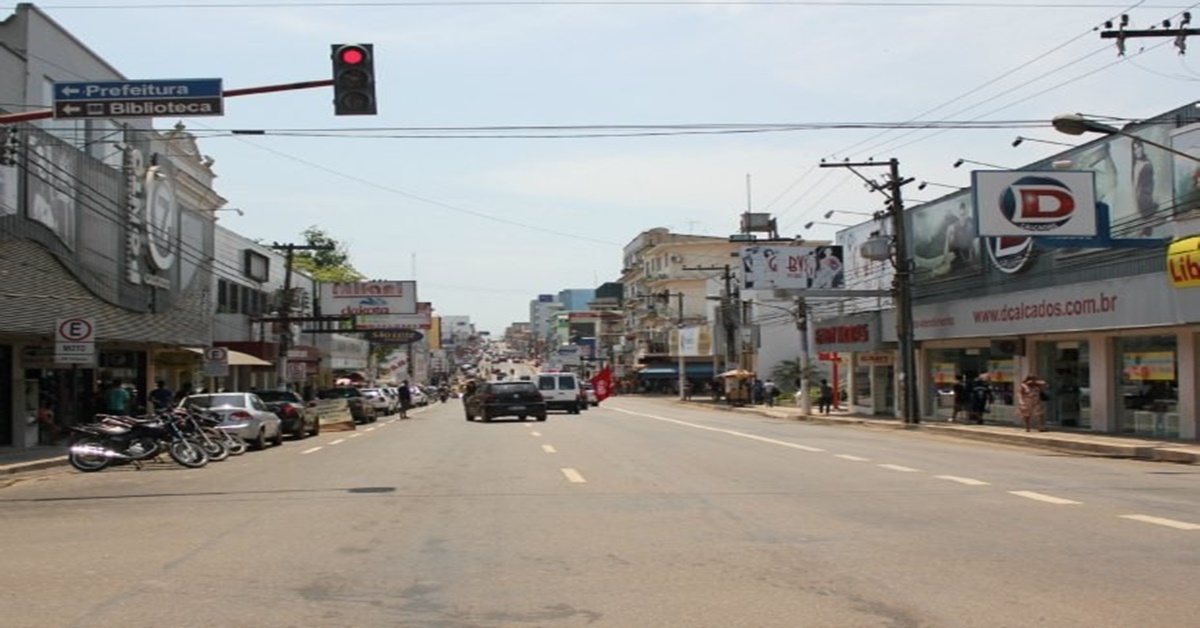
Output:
left=1122, top=351, right=1175, bottom=381
left=355, top=301, right=432, bottom=330
left=973, top=171, right=1099, bottom=238
left=319, top=280, right=417, bottom=317
left=739, top=244, right=844, bottom=290
left=908, top=191, right=981, bottom=279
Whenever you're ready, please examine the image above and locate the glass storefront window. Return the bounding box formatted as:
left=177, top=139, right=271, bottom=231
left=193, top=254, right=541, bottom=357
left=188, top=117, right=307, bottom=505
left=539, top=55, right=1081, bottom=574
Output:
left=925, top=348, right=1014, bottom=422
left=853, top=365, right=872, bottom=408
left=1035, top=341, right=1091, bottom=429
left=1114, top=335, right=1178, bottom=437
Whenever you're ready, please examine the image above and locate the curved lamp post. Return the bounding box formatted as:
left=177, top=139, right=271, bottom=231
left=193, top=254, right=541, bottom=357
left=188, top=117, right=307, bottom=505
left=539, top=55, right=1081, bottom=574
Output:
left=1052, top=113, right=1200, bottom=164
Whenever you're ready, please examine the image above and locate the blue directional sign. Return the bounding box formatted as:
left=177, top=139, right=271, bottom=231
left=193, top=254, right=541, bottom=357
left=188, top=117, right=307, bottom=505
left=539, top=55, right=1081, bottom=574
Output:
left=52, top=78, right=224, bottom=120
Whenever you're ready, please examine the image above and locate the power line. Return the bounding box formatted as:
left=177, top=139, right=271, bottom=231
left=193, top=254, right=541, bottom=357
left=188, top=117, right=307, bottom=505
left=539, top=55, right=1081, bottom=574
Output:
left=26, top=1, right=1199, bottom=9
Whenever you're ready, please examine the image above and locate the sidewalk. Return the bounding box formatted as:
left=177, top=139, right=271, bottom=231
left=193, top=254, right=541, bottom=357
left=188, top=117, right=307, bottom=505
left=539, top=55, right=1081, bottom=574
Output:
left=687, top=399, right=1200, bottom=464
left=0, top=444, right=69, bottom=478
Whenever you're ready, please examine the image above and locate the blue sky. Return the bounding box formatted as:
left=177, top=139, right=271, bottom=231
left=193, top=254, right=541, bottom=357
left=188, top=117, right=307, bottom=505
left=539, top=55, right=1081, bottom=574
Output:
left=31, top=0, right=1200, bottom=334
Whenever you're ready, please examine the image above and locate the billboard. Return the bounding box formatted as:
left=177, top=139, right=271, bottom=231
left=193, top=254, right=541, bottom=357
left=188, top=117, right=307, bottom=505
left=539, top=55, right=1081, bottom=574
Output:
left=973, top=171, right=1099, bottom=238
left=908, top=191, right=980, bottom=279
left=739, top=244, right=845, bottom=290
left=356, top=301, right=433, bottom=330
left=319, top=280, right=417, bottom=317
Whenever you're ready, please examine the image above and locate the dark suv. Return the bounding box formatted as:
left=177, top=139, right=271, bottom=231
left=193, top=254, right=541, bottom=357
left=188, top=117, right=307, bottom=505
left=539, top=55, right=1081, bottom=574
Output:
left=464, top=381, right=547, bottom=422
left=317, top=387, right=377, bottom=424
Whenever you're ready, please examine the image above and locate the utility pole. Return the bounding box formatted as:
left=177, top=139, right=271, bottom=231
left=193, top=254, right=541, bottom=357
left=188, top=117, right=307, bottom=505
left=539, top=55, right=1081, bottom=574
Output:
left=271, top=242, right=334, bottom=390
left=819, top=157, right=919, bottom=425
left=684, top=263, right=738, bottom=400
left=795, top=296, right=812, bottom=416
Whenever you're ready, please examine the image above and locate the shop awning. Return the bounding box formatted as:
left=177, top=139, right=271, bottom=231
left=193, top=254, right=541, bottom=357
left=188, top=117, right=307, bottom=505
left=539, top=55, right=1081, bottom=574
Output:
left=185, top=348, right=274, bottom=367
left=637, top=364, right=717, bottom=379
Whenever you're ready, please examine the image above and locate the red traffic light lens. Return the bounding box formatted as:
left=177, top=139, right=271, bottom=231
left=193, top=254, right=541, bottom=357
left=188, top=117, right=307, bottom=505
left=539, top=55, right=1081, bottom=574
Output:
left=339, top=47, right=366, bottom=65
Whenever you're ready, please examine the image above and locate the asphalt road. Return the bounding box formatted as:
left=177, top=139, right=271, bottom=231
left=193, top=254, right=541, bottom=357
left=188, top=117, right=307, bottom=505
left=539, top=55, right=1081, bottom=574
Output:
left=2, top=395, right=1198, bottom=628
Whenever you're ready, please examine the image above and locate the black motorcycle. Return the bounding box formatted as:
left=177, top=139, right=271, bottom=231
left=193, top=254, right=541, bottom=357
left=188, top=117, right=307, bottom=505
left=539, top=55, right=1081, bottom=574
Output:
left=67, top=412, right=209, bottom=472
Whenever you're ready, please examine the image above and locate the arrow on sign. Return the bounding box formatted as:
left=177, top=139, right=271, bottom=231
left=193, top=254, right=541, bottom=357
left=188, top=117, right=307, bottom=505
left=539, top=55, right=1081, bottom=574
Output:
left=62, top=104, right=81, bottom=115
left=61, top=86, right=81, bottom=96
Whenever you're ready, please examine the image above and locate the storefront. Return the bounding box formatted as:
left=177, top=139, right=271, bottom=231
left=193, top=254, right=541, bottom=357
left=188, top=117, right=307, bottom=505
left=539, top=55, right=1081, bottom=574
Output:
left=912, top=273, right=1200, bottom=438
left=812, top=313, right=893, bottom=416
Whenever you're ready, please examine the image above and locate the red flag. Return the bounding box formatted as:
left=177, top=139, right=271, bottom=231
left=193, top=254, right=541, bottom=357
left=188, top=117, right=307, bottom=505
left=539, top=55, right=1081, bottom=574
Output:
left=590, top=367, right=614, bottom=402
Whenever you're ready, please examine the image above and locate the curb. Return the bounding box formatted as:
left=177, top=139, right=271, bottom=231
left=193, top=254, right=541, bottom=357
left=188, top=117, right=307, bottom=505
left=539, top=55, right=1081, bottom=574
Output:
left=688, top=400, right=1198, bottom=464
left=1, top=456, right=68, bottom=476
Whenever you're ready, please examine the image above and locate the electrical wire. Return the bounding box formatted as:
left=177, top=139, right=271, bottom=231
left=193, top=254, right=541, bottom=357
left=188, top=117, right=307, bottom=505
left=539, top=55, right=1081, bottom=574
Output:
left=25, top=1, right=1197, bottom=9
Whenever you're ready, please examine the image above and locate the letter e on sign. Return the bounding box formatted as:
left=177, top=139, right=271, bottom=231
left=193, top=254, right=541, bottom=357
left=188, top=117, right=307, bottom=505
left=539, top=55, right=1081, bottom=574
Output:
left=56, top=317, right=95, bottom=343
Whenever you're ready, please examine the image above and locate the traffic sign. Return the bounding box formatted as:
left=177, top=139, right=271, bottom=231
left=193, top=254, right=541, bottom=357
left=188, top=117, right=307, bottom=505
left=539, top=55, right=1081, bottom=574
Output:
left=286, top=360, right=307, bottom=382
left=203, top=346, right=229, bottom=378
left=53, top=78, right=224, bottom=120
left=55, top=317, right=96, bottom=366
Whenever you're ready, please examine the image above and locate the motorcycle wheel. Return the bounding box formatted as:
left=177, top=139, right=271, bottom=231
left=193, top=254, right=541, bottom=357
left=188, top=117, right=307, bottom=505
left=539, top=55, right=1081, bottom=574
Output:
left=168, top=439, right=209, bottom=468
left=198, top=434, right=230, bottom=462
left=224, top=434, right=248, bottom=456
left=68, top=437, right=111, bottom=472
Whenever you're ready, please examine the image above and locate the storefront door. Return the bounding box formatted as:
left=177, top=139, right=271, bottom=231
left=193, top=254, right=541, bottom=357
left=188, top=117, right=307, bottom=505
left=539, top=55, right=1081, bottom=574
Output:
left=873, top=365, right=895, bottom=416
left=0, top=345, right=11, bottom=446
left=1035, top=341, right=1090, bottom=428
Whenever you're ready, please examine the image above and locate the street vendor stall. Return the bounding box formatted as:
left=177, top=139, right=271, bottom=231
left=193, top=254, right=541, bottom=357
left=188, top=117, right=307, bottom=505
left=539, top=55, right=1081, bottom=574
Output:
left=719, top=369, right=755, bottom=406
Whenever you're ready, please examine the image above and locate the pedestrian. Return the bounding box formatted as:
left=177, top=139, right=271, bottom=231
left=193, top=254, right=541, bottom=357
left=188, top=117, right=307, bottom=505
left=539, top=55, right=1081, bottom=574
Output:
left=1017, top=374, right=1049, bottom=432
left=818, top=379, right=833, bottom=414
left=397, top=380, right=413, bottom=419
left=752, top=379, right=766, bottom=405
left=951, top=374, right=967, bottom=422
left=763, top=379, right=778, bottom=407
left=967, top=374, right=993, bottom=425
left=150, top=379, right=174, bottom=413
left=105, top=378, right=131, bottom=415
left=683, top=379, right=693, bottom=401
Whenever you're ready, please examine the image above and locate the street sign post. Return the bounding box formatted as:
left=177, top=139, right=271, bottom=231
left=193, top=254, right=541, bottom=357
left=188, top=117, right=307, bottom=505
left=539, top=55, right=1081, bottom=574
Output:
left=203, top=346, right=229, bottom=378
left=53, top=78, right=224, bottom=120
left=55, top=317, right=96, bottom=366
left=286, top=360, right=307, bottom=382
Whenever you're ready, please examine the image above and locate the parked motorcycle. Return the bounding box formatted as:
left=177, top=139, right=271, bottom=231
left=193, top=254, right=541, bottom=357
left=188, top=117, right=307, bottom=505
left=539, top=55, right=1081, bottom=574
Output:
left=68, top=413, right=210, bottom=472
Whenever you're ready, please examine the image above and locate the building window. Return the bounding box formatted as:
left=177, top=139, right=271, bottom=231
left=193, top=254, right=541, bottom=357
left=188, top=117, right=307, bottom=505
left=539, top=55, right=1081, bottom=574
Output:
left=1114, top=335, right=1177, bottom=437
left=243, top=249, right=269, bottom=282
left=229, top=282, right=241, bottom=313
left=216, top=279, right=229, bottom=313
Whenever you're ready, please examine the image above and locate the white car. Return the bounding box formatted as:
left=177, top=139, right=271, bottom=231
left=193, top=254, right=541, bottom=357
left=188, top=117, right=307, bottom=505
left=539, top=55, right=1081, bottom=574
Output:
left=359, top=388, right=394, bottom=415
left=409, top=386, right=430, bottom=407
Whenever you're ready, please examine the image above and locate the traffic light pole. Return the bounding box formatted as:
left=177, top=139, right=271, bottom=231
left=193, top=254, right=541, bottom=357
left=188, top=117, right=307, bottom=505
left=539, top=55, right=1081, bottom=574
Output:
left=270, top=242, right=334, bottom=391
left=0, top=78, right=337, bottom=125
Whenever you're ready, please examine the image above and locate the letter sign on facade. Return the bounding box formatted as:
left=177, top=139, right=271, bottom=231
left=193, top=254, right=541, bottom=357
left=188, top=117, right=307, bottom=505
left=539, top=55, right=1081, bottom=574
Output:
left=1168, top=236, right=1200, bottom=288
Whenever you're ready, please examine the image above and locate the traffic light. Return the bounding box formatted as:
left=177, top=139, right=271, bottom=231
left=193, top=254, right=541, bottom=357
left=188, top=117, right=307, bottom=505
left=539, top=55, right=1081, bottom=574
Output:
left=331, top=43, right=376, bottom=116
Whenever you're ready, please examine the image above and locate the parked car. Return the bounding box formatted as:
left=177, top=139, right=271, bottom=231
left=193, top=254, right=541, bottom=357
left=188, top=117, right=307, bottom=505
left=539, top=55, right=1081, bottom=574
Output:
left=360, top=388, right=394, bottom=416
left=254, top=389, right=319, bottom=438
left=180, top=392, right=284, bottom=450
left=316, top=387, right=377, bottom=424
left=464, top=380, right=547, bottom=422
left=409, top=385, right=430, bottom=407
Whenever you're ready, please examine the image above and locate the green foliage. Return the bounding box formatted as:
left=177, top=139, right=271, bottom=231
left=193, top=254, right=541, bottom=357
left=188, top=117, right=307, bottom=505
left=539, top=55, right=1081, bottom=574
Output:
left=770, top=358, right=820, bottom=393
left=292, top=225, right=365, bottom=282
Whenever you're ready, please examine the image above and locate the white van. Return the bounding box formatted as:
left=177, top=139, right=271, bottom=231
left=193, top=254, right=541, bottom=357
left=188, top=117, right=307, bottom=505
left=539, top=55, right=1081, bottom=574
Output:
left=536, top=372, right=582, bottom=414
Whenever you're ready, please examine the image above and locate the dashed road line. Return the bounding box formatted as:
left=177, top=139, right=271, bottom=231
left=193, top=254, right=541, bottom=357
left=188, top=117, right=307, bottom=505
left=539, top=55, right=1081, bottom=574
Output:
left=1119, top=514, right=1200, bottom=530
left=365, top=427, right=377, bottom=432
left=936, top=475, right=990, bottom=486
left=1009, top=490, right=1081, bottom=505
left=613, top=408, right=825, bottom=451
left=329, top=438, right=346, bottom=446
left=836, top=454, right=869, bottom=461
left=878, top=463, right=920, bottom=472
left=348, top=433, right=362, bottom=438
left=300, top=447, right=323, bottom=455
left=542, top=445, right=557, bottom=454
left=531, top=431, right=542, bottom=437
left=561, top=468, right=586, bottom=483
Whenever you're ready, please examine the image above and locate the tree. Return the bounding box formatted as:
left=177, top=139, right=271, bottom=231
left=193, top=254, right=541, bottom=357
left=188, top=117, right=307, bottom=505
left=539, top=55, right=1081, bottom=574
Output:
left=291, top=225, right=366, bottom=283
left=770, top=358, right=820, bottom=393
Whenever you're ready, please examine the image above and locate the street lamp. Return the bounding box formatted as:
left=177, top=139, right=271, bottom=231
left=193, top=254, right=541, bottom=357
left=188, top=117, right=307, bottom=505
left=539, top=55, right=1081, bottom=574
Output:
left=823, top=209, right=874, bottom=220
left=953, top=158, right=1010, bottom=170
left=1052, top=113, right=1200, bottom=163
left=917, top=181, right=961, bottom=191
left=1011, top=135, right=1076, bottom=148
left=804, top=220, right=852, bottom=230
left=750, top=299, right=812, bottom=416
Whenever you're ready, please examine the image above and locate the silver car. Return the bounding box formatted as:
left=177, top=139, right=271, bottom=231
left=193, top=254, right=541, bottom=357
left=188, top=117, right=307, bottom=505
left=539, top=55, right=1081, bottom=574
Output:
left=180, top=393, right=284, bottom=450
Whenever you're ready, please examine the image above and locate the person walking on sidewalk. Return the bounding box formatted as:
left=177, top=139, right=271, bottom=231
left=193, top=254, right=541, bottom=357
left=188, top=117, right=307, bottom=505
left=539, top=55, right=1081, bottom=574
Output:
left=967, top=374, right=992, bottom=424
left=763, top=379, right=778, bottom=407
left=1017, top=374, right=1048, bottom=432
left=951, top=374, right=967, bottom=422
left=397, top=381, right=413, bottom=419
left=818, top=379, right=834, bottom=414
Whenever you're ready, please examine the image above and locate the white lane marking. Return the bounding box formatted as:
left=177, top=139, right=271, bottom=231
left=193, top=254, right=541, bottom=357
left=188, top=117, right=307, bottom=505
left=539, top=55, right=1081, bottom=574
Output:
left=561, top=468, right=586, bottom=483
left=1009, top=490, right=1081, bottom=505
left=936, top=475, right=991, bottom=486
left=836, top=454, right=869, bottom=461
left=612, top=408, right=825, bottom=452
left=348, top=433, right=362, bottom=438
left=365, top=427, right=377, bottom=432
left=329, top=438, right=346, bottom=446
left=300, top=447, right=323, bottom=455
left=878, top=463, right=920, bottom=472
left=525, top=424, right=533, bottom=428
left=531, top=431, right=542, bottom=437
left=1119, top=514, right=1200, bottom=530
left=542, top=445, right=557, bottom=453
